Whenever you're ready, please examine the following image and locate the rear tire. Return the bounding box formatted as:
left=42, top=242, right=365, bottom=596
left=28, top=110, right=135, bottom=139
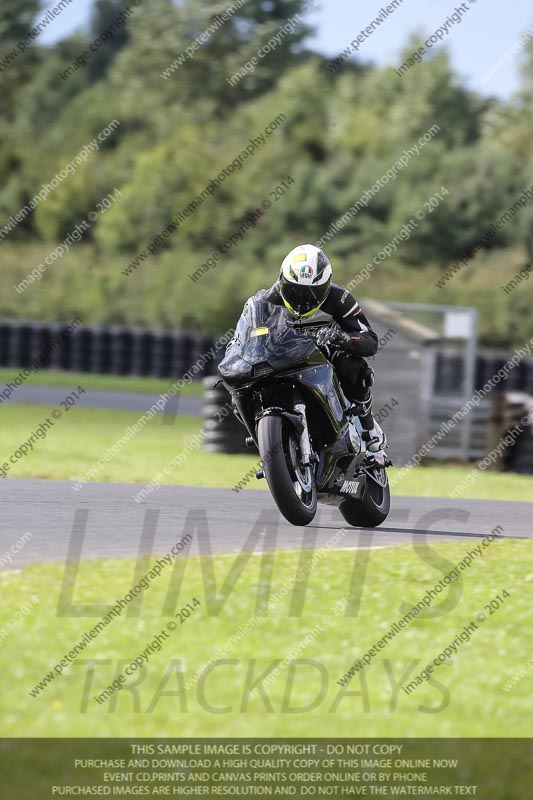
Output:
left=257, top=415, right=317, bottom=526
left=339, top=468, right=390, bottom=528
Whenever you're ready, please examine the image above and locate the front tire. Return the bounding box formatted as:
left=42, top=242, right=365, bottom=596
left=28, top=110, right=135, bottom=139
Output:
left=257, top=415, right=317, bottom=526
left=339, top=467, right=390, bottom=528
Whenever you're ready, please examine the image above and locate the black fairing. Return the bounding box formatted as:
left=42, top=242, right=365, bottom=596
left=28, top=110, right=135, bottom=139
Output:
left=219, top=292, right=347, bottom=425
left=218, top=293, right=362, bottom=497
left=219, top=291, right=324, bottom=384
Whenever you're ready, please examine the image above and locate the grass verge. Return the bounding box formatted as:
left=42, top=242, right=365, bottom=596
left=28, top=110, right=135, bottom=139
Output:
left=0, top=368, right=203, bottom=396
left=2, top=538, right=529, bottom=737
left=1, top=405, right=532, bottom=500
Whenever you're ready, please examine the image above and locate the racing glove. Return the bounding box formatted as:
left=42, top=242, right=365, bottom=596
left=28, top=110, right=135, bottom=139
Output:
left=315, top=327, right=352, bottom=350
left=316, top=327, right=373, bottom=357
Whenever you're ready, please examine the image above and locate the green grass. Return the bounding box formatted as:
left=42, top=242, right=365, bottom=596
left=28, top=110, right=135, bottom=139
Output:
left=0, top=368, right=203, bottom=395
left=0, top=406, right=251, bottom=486
left=390, top=463, right=533, bottom=502
left=1, top=404, right=532, bottom=500
left=1, top=538, right=529, bottom=737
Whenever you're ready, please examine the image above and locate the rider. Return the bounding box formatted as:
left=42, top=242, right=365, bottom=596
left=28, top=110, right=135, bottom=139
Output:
left=239, top=243, right=387, bottom=458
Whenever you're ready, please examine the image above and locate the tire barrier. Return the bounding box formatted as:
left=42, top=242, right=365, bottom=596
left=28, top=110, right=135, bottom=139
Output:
left=0, top=320, right=222, bottom=379
left=48, top=323, right=72, bottom=371
left=5, top=322, right=533, bottom=388
left=475, top=355, right=508, bottom=391
left=490, top=392, right=533, bottom=475
left=434, top=352, right=464, bottom=394
left=508, top=427, right=533, bottom=474
left=432, top=353, right=533, bottom=465
left=203, top=377, right=249, bottom=454
left=435, top=352, right=533, bottom=395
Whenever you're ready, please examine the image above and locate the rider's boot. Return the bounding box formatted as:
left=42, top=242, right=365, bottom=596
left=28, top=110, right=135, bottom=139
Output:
left=358, top=391, right=388, bottom=465
left=362, top=420, right=388, bottom=464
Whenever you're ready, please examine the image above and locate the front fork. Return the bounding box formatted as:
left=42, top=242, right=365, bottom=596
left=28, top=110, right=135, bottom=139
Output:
left=294, top=403, right=312, bottom=466
left=254, top=403, right=314, bottom=470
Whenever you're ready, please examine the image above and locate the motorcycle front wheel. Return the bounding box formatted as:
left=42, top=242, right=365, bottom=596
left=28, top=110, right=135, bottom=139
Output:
left=257, top=414, right=317, bottom=526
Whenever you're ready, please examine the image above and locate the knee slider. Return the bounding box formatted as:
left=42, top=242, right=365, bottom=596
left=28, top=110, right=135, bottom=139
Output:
left=362, top=364, right=374, bottom=388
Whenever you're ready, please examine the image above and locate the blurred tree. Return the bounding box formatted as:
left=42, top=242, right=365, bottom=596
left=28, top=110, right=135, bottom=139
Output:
left=110, top=0, right=314, bottom=113
left=518, top=36, right=533, bottom=98
left=88, top=0, right=135, bottom=81
left=478, top=34, right=533, bottom=258
left=0, top=0, right=41, bottom=118
left=0, top=7, right=532, bottom=346
left=0, top=0, right=40, bottom=46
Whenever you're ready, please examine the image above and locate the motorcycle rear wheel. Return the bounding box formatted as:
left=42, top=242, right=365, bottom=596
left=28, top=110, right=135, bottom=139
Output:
left=339, top=467, right=390, bottom=528
left=257, top=415, right=317, bottom=526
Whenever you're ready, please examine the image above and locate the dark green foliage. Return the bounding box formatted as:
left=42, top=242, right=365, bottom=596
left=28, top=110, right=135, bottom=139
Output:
left=0, top=3, right=532, bottom=347
left=87, top=0, right=134, bottom=80
left=0, top=0, right=40, bottom=47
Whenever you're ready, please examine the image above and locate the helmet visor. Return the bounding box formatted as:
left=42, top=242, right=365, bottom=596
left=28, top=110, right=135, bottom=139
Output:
left=280, top=281, right=330, bottom=316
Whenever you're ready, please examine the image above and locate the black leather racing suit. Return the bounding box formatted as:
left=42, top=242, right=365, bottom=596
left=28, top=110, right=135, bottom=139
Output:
left=263, top=282, right=378, bottom=430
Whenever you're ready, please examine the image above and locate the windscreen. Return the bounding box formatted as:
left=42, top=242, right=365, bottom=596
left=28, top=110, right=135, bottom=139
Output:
left=229, top=293, right=319, bottom=368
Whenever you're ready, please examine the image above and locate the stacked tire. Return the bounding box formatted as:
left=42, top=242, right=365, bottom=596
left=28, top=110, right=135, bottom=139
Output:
left=506, top=425, right=533, bottom=474
left=434, top=353, right=463, bottom=394
left=475, top=355, right=509, bottom=391
left=434, top=352, right=533, bottom=395
left=0, top=319, right=220, bottom=378
left=495, top=394, right=533, bottom=474
left=203, top=377, right=250, bottom=454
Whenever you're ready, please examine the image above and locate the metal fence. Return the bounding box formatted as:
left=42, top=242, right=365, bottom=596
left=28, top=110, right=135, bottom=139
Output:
left=430, top=352, right=533, bottom=464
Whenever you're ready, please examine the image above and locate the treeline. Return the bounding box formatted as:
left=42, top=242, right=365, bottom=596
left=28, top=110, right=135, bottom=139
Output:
left=0, top=0, right=532, bottom=346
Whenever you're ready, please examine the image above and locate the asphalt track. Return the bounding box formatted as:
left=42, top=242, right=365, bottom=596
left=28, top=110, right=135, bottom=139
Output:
left=0, top=480, right=530, bottom=570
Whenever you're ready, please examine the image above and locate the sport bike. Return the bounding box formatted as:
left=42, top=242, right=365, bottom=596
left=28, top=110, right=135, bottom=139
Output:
left=218, top=293, right=391, bottom=527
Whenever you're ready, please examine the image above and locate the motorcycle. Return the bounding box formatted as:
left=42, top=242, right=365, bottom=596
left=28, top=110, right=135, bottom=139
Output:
left=218, top=292, right=391, bottom=528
